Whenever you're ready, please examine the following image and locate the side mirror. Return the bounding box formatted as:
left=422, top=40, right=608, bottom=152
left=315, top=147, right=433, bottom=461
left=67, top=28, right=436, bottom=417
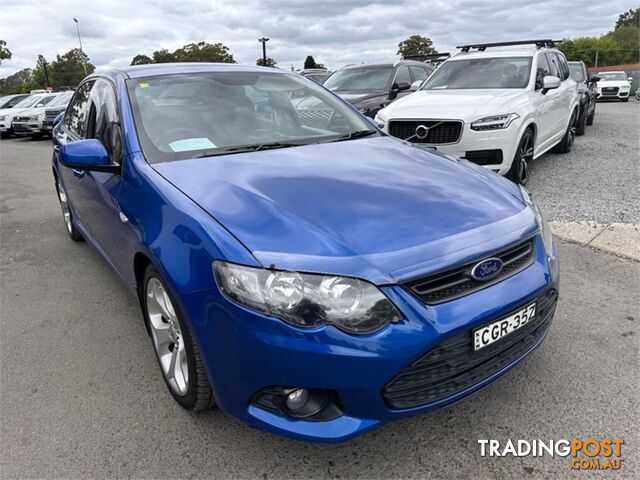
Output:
left=393, top=81, right=411, bottom=92
left=628, top=77, right=633, bottom=82
left=60, top=139, right=118, bottom=173
left=590, top=75, right=600, bottom=83
left=542, top=75, right=561, bottom=93
left=410, top=80, right=423, bottom=91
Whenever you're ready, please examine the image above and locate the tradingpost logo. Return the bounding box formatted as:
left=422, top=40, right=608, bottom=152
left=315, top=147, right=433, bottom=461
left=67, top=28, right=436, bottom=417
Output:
left=478, top=438, right=624, bottom=471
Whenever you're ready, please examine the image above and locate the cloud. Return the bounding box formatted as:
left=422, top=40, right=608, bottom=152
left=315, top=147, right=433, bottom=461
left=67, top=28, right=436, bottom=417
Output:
left=1, top=0, right=636, bottom=78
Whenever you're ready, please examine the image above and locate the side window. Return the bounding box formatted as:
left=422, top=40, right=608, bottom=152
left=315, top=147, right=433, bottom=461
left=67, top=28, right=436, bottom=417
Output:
left=536, top=54, right=552, bottom=89
left=87, top=79, right=122, bottom=164
left=409, top=66, right=430, bottom=84
left=64, top=81, right=95, bottom=137
left=393, top=66, right=411, bottom=86
left=546, top=53, right=561, bottom=79
left=556, top=54, right=570, bottom=80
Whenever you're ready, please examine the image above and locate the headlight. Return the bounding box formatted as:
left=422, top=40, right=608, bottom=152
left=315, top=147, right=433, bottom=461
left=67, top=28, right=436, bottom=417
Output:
left=619, top=84, right=630, bottom=90
left=520, top=186, right=554, bottom=258
left=0, top=115, right=5, bottom=121
left=471, top=113, right=520, bottom=131
left=213, top=261, right=402, bottom=334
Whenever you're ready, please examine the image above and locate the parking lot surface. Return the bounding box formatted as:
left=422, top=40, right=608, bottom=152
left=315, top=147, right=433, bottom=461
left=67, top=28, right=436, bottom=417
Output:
left=1, top=102, right=638, bottom=479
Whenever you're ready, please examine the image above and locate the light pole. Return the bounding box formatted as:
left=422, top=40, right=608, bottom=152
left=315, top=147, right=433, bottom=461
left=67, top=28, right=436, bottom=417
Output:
left=258, top=37, right=269, bottom=66
left=73, top=17, right=88, bottom=75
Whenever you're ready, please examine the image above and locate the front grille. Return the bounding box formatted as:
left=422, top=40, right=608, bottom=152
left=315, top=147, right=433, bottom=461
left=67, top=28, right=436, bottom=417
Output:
left=382, top=290, right=558, bottom=409
left=13, top=116, right=30, bottom=122
left=602, top=87, right=619, bottom=95
left=388, top=120, right=462, bottom=144
left=45, top=110, right=60, bottom=121
left=12, top=124, right=32, bottom=132
left=463, top=149, right=503, bottom=166
left=405, top=239, right=535, bottom=304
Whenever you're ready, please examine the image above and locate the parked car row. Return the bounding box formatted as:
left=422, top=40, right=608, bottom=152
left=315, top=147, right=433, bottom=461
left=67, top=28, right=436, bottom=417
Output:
left=593, top=70, right=633, bottom=102
left=0, top=91, right=73, bottom=138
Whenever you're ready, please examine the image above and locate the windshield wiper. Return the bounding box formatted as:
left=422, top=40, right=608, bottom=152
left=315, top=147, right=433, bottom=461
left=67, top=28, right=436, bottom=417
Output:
left=328, top=130, right=379, bottom=142
left=193, top=142, right=301, bottom=158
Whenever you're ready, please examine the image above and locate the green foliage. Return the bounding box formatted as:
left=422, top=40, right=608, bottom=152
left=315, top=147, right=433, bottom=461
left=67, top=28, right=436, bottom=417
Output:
left=0, top=39, right=11, bottom=63
left=130, top=54, right=153, bottom=65
left=50, top=49, right=95, bottom=87
left=606, top=26, right=640, bottom=64
left=304, top=56, right=317, bottom=69
left=0, top=68, right=33, bottom=94
left=256, top=57, right=277, bottom=67
left=0, top=48, right=94, bottom=93
left=131, top=42, right=236, bottom=66
left=615, top=8, right=639, bottom=29
left=397, top=35, right=437, bottom=57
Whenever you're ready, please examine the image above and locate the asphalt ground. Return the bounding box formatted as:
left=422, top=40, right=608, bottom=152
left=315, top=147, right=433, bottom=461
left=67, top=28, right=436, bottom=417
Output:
left=1, top=101, right=638, bottom=479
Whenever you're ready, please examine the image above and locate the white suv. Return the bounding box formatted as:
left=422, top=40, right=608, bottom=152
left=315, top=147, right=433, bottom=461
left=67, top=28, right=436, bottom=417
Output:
left=375, top=40, right=580, bottom=184
left=595, top=71, right=632, bottom=102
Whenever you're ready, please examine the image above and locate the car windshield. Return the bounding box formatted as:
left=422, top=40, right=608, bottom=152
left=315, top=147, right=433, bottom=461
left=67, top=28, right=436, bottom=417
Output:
left=127, top=71, right=376, bottom=163
left=13, top=95, right=54, bottom=109
left=568, top=63, right=586, bottom=82
left=423, top=57, right=532, bottom=89
left=48, top=93, right=73, bottom=107
left=598, top=72, right=627, bottom=81
left=323, top=66, right=393, bottom=91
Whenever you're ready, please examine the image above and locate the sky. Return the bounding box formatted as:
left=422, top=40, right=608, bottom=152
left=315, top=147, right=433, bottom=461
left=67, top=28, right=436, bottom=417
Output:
left=0, top=0, right=636, bottom=78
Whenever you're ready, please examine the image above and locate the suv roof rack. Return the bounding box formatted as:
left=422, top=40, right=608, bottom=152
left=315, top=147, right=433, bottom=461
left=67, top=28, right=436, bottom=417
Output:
left=402, top=53, right=451, bottom=64
left=456, top=39, right=562, bottom=52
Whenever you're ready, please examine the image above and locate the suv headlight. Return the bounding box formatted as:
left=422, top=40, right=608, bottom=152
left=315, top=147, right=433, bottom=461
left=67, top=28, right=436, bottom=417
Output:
left=0, top=115, right=6, bottom=121
left=520, top=186, right=554, bottom=258
left=471, top=113, right=519, bottom=131
left=214, top=261, right=402, bottom=334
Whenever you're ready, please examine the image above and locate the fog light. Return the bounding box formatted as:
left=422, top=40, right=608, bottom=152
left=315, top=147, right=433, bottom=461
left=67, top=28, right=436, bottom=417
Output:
left=286, top=388, right=309, bottom=411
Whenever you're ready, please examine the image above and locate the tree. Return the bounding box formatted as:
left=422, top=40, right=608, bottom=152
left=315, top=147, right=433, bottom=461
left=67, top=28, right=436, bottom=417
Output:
left=606, top=26, right=640, bottom=64
left=130, top=54, right=153, bottom=65
left=256, top=57, right=277, bottom=67
left=0, top=68, right=33, bottom=94
left=152, top=48, right=176, bottom=63
left=397, top=35, right=437, bottom=57
left=559, top=36, right=622, bottom=67
left=50, top=48, right=95, bottom=87
left=304, top=56, right=317, bottom=69
left=173, top=42, right=235, bottom=63
left=615, top=8, right=639, bottom=29
left=0, top=39, right=11, bottom=65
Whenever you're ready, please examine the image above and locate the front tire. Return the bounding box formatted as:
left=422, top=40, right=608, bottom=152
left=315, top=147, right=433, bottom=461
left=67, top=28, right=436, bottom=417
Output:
left=586, top=103, right=595, bottom=126
left=553, top=110, right=577, bottom=154
left=507, top=128, right=534, bottom=185
left=576, top=106, right=587, bottom=136
left=143, top=266, right=215, bottom=411
left=56, top=179, right=84, bottom=241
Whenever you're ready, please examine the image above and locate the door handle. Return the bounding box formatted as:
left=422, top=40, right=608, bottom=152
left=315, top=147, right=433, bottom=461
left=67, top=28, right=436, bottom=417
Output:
left=72, top=169, right=85, bottom=178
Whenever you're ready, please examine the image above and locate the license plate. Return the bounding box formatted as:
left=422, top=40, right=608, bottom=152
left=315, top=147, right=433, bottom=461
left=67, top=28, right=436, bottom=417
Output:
left=473, top=302, right=536, bottom=351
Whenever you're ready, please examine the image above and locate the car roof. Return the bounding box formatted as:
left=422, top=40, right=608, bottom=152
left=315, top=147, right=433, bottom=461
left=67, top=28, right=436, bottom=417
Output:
left=100, top=62, right=285, bottom=80
left=449, top=45, right=560, bottom=60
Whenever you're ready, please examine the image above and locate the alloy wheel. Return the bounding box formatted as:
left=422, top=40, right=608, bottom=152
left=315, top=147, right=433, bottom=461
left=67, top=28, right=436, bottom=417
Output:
left=57, top=181, right=73, bottom=234
left=518, top=132, right=534, bottom=185
left=146, top=277, right=189, bottom=396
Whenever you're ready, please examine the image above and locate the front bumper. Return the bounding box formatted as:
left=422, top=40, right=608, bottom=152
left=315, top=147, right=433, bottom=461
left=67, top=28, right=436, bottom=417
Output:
left=597, top=88, right=630, bottom=100
left=12, top=121, right=44, bottom=135
left=180, top=235, right=559, bottom=442
left=384, top=122, right=522, bottom=176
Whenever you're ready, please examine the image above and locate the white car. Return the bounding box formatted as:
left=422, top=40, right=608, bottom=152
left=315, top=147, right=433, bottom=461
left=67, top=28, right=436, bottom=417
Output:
left=375, top=40, right=580, bottom=184
left=595, top=71, right=632, bottom=102
left=0, top=93, right=55, bottom=137
left=11, top=92, right=73, bottom=138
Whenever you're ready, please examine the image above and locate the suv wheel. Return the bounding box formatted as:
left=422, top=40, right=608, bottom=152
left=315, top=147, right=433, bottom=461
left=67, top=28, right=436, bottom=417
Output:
left=576, top=106, right=588, bottom=136
left=553, top=110, right=577, bottom=154
left=143, top=266, right=215, bottom=411
left=507, top=129, right=534, bottom=185
left=586, top=103, right=595, bottom=126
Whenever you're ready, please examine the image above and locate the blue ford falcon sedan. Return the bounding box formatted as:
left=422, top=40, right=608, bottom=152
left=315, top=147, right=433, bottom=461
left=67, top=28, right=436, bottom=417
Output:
left=51, top=63, right=559, bottom=442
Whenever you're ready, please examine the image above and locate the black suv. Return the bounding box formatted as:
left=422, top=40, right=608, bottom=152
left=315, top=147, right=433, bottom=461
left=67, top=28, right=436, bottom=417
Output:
left=568, top=61, right=599, bottom=135
left=322, top=60, right=435, bottom=117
